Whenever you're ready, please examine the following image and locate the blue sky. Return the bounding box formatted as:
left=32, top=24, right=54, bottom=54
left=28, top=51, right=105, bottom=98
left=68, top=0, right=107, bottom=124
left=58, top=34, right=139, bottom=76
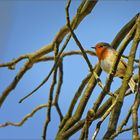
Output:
left=0, top=0, right=140, bottom=139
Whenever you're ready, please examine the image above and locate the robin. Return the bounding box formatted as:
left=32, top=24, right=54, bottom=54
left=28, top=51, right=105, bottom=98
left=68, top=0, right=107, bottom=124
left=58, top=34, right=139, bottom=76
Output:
left=92, top=42, right=136, bottom=92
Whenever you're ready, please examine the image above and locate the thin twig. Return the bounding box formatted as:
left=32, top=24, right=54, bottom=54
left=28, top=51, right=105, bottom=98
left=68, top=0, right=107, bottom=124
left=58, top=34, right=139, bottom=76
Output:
left=132, top=93, right=140, bottom=139
left=114, top=125, right=140, bottom=136
left=66, top=0, right=93, bottom=72
left=0, top=54, right=30, bottom=69
left=0, top=60, right=33, bottom=107
left=53, top=59, right=64, bottom=121
left=92, top=99, right=117, bottom=140
left=93, top=71, right=115, bottom=97
left=111, top=107, right=132, bottom=138
left=0, top=104, right=48, bottom=127
left=42, top=68, right=58, bottom=140
left=111, top=13, right=139, bottom=49
left=131, top=44, right=140, bottom=139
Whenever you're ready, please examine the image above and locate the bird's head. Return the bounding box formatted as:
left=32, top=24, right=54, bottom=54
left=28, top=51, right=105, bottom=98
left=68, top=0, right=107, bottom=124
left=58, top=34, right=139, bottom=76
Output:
left=91, top=42, right=112, bottom=61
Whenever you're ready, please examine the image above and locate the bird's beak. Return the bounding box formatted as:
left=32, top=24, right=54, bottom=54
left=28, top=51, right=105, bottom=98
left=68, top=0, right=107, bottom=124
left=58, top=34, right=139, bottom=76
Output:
left=91, top=46, right=96, bottom=49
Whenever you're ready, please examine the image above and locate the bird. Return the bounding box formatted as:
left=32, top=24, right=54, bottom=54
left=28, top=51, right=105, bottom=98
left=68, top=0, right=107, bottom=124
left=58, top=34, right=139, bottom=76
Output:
left=92, top=42, right=136, bottom=93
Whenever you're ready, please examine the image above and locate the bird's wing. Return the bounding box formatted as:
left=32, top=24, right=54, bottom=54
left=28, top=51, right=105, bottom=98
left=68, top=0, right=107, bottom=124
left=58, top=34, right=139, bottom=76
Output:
left=115, top=57, right=127, bottom=78
left=112, top=48, right=127, bottom=68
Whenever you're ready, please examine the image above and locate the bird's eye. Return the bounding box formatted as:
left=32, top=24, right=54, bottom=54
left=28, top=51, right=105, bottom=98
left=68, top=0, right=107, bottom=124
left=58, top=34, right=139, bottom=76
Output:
left=98, top=45, right=103, bottom=48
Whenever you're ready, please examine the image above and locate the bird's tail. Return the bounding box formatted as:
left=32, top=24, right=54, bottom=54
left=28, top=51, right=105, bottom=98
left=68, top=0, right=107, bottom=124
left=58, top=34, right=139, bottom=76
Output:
left=128, top=77, right=136, bottom=93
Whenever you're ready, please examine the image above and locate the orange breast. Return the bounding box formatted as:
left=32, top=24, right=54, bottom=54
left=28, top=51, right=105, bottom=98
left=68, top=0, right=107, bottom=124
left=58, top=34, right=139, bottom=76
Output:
left=96, top=47, right=109, bottom=61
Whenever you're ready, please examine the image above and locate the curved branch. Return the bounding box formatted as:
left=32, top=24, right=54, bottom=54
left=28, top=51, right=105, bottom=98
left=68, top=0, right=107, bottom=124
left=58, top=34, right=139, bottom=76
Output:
left=111, top=13, right=139, bottom=49
left=0, top=54, right=30, bottom=69
left=0, top=104, right=48, bottom=127
left=0, top=61, right=33, bottom=107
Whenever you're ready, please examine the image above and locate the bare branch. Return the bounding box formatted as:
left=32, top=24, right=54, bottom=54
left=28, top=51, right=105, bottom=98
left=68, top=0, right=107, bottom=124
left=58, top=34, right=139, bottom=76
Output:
left=112, top=125, right=140, bottom=138
left=111, top=13, right=139, bottom=49
left=0, top=60, right=33, bottom=107
left=66, top=0, right=93, bottom=72
left=111, top=107, right=132, bottom=138
left=42, top=68, right=58, bottom=140
left=0, top=54, right=30, bottom=69
left=131, top=41, right=140, bottom=139
left=53, top=59, right=64, bottom=121
left=104, top=15, right=140, bottom=139
left=42, top=45, right=59, bottom=140
left=92, top=99, right=117, bottom=140
left=0, top=104, right=48, bottom=127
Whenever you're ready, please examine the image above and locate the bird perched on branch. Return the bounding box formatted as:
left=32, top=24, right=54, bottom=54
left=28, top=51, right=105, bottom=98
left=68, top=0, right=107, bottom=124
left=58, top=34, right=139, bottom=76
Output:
left=92, top=42, right=136, bottom=92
